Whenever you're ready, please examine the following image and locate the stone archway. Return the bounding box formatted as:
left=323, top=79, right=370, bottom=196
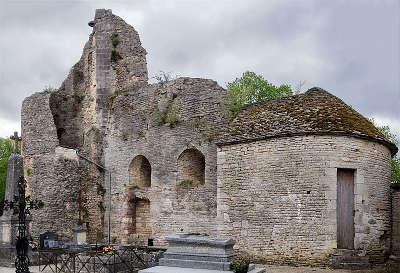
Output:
left=177, top=148, right=205, bottom=187
left=129, top=155, right=151, bottom=188
left=124, top=155, right=152, bottom=243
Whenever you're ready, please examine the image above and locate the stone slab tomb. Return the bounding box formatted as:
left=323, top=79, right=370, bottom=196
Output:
left=140, top=266, right=265, bottom=273
left=140, top=234, right=265, bottom=272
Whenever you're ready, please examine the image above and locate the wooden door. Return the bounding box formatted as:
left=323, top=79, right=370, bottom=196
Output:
left=337, top=169, right=355, bottom=249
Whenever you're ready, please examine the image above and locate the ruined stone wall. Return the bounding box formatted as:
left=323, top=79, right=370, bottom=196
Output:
left=217, top=135, right=392, bottom=266
left=22, top=9, right=149, bottom=241
left=105, top=78, right=227, bottom=246
left=391, top=184, right=400, bottom=257
left=22, top=93, right=82, bottom=240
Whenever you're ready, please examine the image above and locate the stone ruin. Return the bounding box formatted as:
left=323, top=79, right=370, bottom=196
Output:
left=21, top=9, right=399, bottom=267
left=22, top=8, right=226, bottom=246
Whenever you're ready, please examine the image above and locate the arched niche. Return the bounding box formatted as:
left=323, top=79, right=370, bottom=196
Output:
left=177, top=148, right=205, bottom=187
left=126, top=196, right=152, bottom=236
left=129, top=155, right=151, bottom=188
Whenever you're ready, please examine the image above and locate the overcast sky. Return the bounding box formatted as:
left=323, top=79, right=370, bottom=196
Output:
left=0, top=0, right=399, bottom=142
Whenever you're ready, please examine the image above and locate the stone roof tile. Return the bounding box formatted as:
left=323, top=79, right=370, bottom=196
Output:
left=217, top=87, right=398, bottom=156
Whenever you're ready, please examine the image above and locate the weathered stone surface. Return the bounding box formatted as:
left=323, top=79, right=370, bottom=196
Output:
left=391, top=184, right=400, bottom=257
left=159, top=234, right=235, bottom=271
left=106, top=77, right=227, bottom=245
left=23, top=8, right=150, bottom=241
left=21, top=92, right=58, bottom=157
left=139, top=265, right=265, bottom=273
left=217, top=135, right=392, bottom=266
left=24, top=151, right=82, bottom=239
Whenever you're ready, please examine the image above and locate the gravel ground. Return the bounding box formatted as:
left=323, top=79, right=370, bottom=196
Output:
left=0, top=266, right=61, bottom=273
left=262, top=265, right=381, bottom=273
left=0, top=265, right=393, bottom=273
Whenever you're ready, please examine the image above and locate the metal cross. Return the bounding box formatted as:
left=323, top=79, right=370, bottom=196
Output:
left=1, top=176, right=44, bottom=273
left=10, top=131, right=22, bottom=154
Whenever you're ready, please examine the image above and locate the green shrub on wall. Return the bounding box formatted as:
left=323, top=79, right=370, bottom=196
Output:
left=371, top=119, right=400, bottom=182
left=154, top=102, right=182, bottom=128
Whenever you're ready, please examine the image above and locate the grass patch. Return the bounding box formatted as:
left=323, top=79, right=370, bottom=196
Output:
left=179, top=180, right=193, bottom=187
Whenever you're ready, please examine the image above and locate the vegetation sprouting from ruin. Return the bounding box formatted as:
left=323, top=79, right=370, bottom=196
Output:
left=97, top=201, right=106, bottom=213
left=111, top=50, right=122, bottom=63
left=96, top=182, right=106, bottom=196
left=179, top=179, right=193, bottom=187
left=154, top=101, right=182, bottom=128
left=223, top=71, right=293, bottom=119
left=43, top=86, right=56, bottom=93
left=109, top=89, right=126, bottom=107
left=193, top=117, right=216, bottom=143
left=121, top=130, right=129, bottom=141
left=372, top=119, right=400, bottom=182
left=111, top=33, right=120, bottom=47
left=151, top=70, right=179, bottom=85
left=110, top=32, right=122, bottom=63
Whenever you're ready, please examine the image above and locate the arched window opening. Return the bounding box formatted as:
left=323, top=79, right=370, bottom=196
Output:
left=127, top=197, right=152, bottom=236
left=177, top=148, right=205, bottom=187
left=129, top=155, right=151, bottom=188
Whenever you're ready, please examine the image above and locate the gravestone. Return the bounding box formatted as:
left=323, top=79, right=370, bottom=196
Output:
left=72, top=225, right=87, bottom=245
left=40, top=232, right=59, bottom=249
left=0, top=132, right=23, bottom=267
left=140, top=234, right=265, bottom=273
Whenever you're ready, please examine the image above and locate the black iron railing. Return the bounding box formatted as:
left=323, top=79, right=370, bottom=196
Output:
left=37, top=245, right=164, bottom=273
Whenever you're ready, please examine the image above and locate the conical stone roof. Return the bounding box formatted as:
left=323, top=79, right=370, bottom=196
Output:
left=217, top=87, right=398, bottom=156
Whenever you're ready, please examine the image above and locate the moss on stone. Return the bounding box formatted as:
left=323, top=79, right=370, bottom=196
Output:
left=218, top=87, right=398, bottom=155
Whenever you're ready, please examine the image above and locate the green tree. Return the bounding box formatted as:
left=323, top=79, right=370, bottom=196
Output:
left=373, top=122, right=400, bottom=182
left=224, top=71, right=292, bottom=119
left=0, top=138, right=14, bottom=215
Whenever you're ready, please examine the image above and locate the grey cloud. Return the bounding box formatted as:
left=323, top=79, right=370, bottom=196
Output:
left=0, top=0, right=398, bottom=137
left=0, top=1, right=95, bottom=122
left=313, top=1, right=399, bottom=115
